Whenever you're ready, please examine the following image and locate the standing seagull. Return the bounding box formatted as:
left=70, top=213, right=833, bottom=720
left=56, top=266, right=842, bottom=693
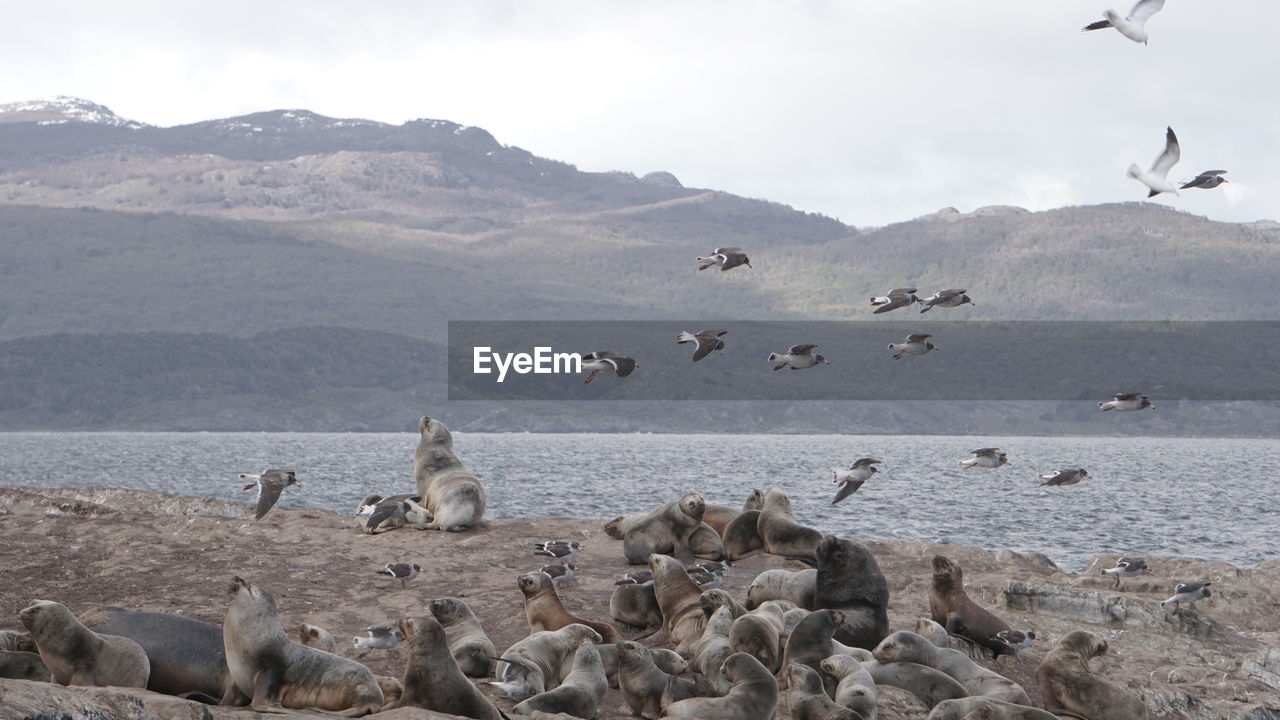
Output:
left=1039, top=468, right=1090, bottom=487
left=696, top=247, right=752, bottom=272
left=888, top=333, right=938, bottom=360
left=1099, top=393, right=1154, bottom=412
left=768, top=344, right=829, bottom=371
left=1101, top=557, right=1150, bottom=588
left=870, top=288, right=921, bottom=314
left=534, top=540, right=582, bottom=564
left=580, top=351, right=637, bottom=385
left=1081, top=0, right=1165, bottom=44
left=1161, top=581, right=1212, bottom=614
left=240, top=469, right=300, bottom=520
left=541, top=563, right=575, bottom=584
left=1128, top=126, right=1181, bottom=198
left=960, top=448, right=1009, bottom=470
left=1181, top=170, right=1229, bottom=190
left=832, top=458, right=882, bottom=504
left=376, top=562, right=422, bottom=590
left=989, top=630, right=1036, bottom=661
left=677, top=330, right=728, bottom=362
left=920, top=289, right=974, bottom=313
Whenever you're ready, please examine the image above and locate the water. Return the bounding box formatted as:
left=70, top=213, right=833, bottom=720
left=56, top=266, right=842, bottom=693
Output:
left=0, top=432, right=1275, bottom=572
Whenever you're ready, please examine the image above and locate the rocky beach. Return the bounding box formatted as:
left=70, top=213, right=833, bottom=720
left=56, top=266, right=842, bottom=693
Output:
left=0, top=484, right=1278, bottom=719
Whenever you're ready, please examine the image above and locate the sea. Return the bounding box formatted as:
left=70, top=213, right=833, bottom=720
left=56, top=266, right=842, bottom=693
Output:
left=1, top=432, right=1275, bottom=573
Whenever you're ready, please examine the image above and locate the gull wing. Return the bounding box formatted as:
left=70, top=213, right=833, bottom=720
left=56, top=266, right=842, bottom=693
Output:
left=1150, top=126, right=1180, bottom=177
left=832, top=479, right=865, bottom=504
left=788, top=344, right=817, bottom=355
left=1128, top=0, right=1165, bottom=27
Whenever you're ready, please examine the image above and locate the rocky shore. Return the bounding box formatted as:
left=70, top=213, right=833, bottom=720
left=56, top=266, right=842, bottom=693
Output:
left=1, top=485, right=1277, bottom=719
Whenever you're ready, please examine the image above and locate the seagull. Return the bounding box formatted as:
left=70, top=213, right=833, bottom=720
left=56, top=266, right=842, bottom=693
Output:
left=534, top=540, right=582, bottom=564
left=1082, top=0, right=1166, bottom=45
left=541, top=563, right=575, bottom=584
left=696, top=247, right=752, bottom=272
left=240, top=469, right=300, bottom=520
left=961, top=448, right=1009, bottom=470
left=354, top=625, right=404, bottom=657
left=1128, top=126, right=1181, bottom=198
left=376, top=562, right=422, bottom=590
left=871, top=288, right=921, bottom=314
left=768, top=344, right=829, bottom=371
left=1039, top=468, right=1090, bottom=487
left=686, top=565, right=723, bottom=589
left=677, top=330, right=728, bottom=362
left=832, top=458, right=883, bottom=505
left=919, top=289, right=974, bottom=313
left=888, top=333, right=938, bottom=360
left=581, top=351, right=637, bottom=385
left=693, top=560, right=731, bottom=576
left=1099, top=393, right=1154, bottom=412
left=1101, top=557, right=1150, bottom=588
left=1161, top=581, right=1212, bottom=613
left=989, top=630, right=1036, bottom=661
left=1181, top=170, right=1228, bottom=190
left=613, top=569, right=654, bottom=586
left=361, top=493, right=425, bottom=534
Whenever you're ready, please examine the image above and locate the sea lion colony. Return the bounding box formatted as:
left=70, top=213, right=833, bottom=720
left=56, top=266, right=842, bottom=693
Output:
left=3, top=415, right=1187, bottom=719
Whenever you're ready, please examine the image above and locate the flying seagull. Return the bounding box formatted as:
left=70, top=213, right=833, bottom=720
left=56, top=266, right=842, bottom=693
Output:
left=960, top=448, right=1008, bottom=470
left=1082, top=0, right=1165, bottom=44
left=1128, top=126, right=1181, bottom=198
left=696, top=247, right=752, bottom=272
left=832, top=458, right=882, bottom=504
left=1099, top=393, right=1154, bottom=412
left=870, top=288, right=921, bottom=314
left=1181, top=170, right=1228, bottom=190
left=920, top=289, right=974, bottom=313
left=376, top=562, right=422, bottom=590
left=888, top=333, right=938, bottom=360
left=677, top=329, right=728, bottom=362
left=240, top=469, right=300, bottom=520
left=1101, top=557, right=1150, bottom=588
left=353, top=625, right=404, bottom=657
left=581, top=351, right=637, bottom=385
left=1039, top=468, right=1090, bottom=487
left=768, top=344, right=829, bottom=371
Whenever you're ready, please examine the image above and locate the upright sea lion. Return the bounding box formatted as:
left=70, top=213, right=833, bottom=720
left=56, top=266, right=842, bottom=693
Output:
left=80, top=606, right=233, bottom=701
left=746, top=568, right=817, bottom=610
left=661, top=652, right=778, bottom=720
left=817, top=655, right=879, bottom=719
left=929, top=556, right=1012, bottom=656
left=0, top=650, right=51, bottom=682
left=873, top=630, right=1028, bottom=705
left=19, top=601, right=149, bottom=689
left=786, top=662, right=864, bottom=720
left=649, top=553, right=709, bottom=655
left=723, top=509, right=764, bottom=560
left=814, top=535, right=890, bottom=649
left=611, top=582, right=663, bottom=632
left=1037, top=631, right=1149, bottom=720
left=396, top=616, right=504, bottom=720
left=491, top=624, right=603, bottom=698
left=623, top=493, right=707, bottom=565
left=430, top=597, right=497, bottom=679
left=223, top=577, right=383, bottom=715
left=518, top=571, right=619, bottom=643
left=413, top=415, right=486, bottom=532
left=514, top=640, right=608, bottom=719
left=300, top=623, right=337, bottom=653
left=615, top=640, right=697, bottom=718
left=691, top=605, right=736, bottom=697
left=756, top=488, right=823, bottom=564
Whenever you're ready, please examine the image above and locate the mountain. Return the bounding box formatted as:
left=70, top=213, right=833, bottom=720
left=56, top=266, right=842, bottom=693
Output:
left=0, top=97, right=1277, bottom=433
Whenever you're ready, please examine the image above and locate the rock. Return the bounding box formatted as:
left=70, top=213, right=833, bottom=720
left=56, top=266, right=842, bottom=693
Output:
left=1241, top=649, right=1280, bottom=689
left=1002, top=581, right=1225, bottom=638
left=640, top=171, right=682, bottom=188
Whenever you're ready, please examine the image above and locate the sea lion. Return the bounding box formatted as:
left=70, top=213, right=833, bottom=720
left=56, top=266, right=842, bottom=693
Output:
left=814, top=535, right=890, bottom=649
left=518, top=570, right=619, bottom=643
left=18, top=601, right=149, bottom=689
left=0, top=650, right=51, bottom=682
left=782, top=608, right=811, bottom=634
left=396, top=616, right=504, bottom=720
left=701, top=504, right=741, bottom=536
left=915, top=618, right=952, bottom=648
left=755, top=488, right=823, bottom=564
left=691, top=605, right=736, bottom=697
left=597, top=644, right=688, bottom=690
left=699, top=588, right=748, bottom=619
left=430, top=596, right=497, bottom=678
left=925, top=697, right=1060, bottom=720
left=0, top=630, right=35, bottom=652
left=649, top=553, right=709, bottom=655
left=611, top=582, right=664, bottom=633
left=615, top=640, right=696, bottom=718
left=661, top=652, right=778, bottom=720
left=873, top=631, right=1029, bottom=705
left=300, top=623, right=337, bottom=653
left=786, top=662, right=865, bottom=720
left=729, top=603, right=786, bottom=673
left=413, top=415, right=486, bottom=532
left=1036, top=630, right=1149, bottom=720
left=781, top=609, right=844, bottom=696
left=514, top=640, right=608, bottom=719
left=223, top=576, right=383, bottom=715
left=818, top=655, right=879, bottom=719
left=929, top=556, right=1012, bottom=656
left=688, top=521, right=727, bottom=560
left=623, top=493, right=707, bottom=565
left=80, top=606, right=234, bottom=701
left=723, top=510, right=764, bottom=560
left=746, top=568, right=817, bottom=610
left=857, top=657, right=968, bottom=710
left=491, top=623, right=603, bottom=698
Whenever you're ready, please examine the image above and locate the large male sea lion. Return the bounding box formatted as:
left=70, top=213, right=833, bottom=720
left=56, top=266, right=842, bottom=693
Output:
left=429, top=596, right=497, bottom=678
left=514, top=640, right=608, bottom=719
left=223, top=577, right=383, bottom=715
left=18, top=601, right=149, bottom=689
left=814, top=535, right=890, bottom=649
left=929, top=556, right=1012, bottom=656
left=660, top=652, right=778, bottom=720
left=1036, top=630, right=1149, bottom=720
left=756, top=488, right=823, bottom=564
left=413, top=415, right=486, bottom=532
left=396, top=615, right=505, bottom=720
left=622, top=493, right=707, bottom=565
left=518, top=571, right=619, bottom=642
left=80, top=606, right=233, bottom=701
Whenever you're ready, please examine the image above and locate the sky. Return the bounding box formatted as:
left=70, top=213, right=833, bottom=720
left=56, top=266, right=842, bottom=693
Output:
left=2, top=1, right=1277, bottom=227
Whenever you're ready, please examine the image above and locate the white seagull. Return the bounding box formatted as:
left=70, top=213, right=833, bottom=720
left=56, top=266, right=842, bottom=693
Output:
left=1082, top=0, right=1166, bottom=44
left=888, top=333, right=938, bottom=360
left=1099, top=393, right=1154, bottom=412
left=353, top=625, right=404, bottom=657
left=871, top=288, right=921, bottom=314
left=768, top=344, right=829, bottom=371
left=240, top=469, right=300, bottom=520
left=960, top=448, right=1009, bottom=470
left=1127, top=126, right=1181, bottom=198
left=1161, top=581, right=1212, bottom=613
left=1101, top=557, right=1150, bottom=588
left=832, top=458, right=883, bottom=504
left=534, top=540, right=582, bottom=564
left=541, top=563, right=575, bottom=584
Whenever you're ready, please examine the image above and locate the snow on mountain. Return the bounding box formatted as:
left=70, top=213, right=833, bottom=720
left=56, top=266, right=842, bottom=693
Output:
left=0, top=96, right=149, bottom=128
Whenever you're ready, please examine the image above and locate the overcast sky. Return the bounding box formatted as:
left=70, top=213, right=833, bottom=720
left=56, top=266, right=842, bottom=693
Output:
left=2, top=1, right=1277, bottom=226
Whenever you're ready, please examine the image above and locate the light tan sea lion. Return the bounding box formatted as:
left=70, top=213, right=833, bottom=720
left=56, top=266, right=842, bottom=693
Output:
left=1036, top=630, right=1149, bottom=720
left=300, top=623, right=337, bottom=653
left=814, top=535, right=890, bottom=649
left=396, top=616, right=504, bottom=720
left=413, top=415, right=486, bottom=532
left=611, top=582, right=664, bottom=633
left=817, top=655, right=878, bottom=719
left=745, top=568, right=817, bottom=610
left=786, top=662, right=865, bottom=720
left=858, top=657, right=968, bottom=710
left=491, top=623, right=603, bottom=698
left=929, top=556, right=1012, bottom=656
left=688, top=521, right=727, bottom=560
left=222, top=577, right=383, bottom=716
left=623, top=493, right=707, bottom=565
left=872, top=630, right=1028, bottom=705
left=649, top=553, right=709, bottom=655
left=514, top=640, right=608, bottom=719
left=660, top=652, right=778, bottom=720
left=80, top=605, right=235, bottom=702
left=781, top=609, right=845, bottom=696
left=518, top=570, right=619, bottom=643
left=0, top=650, right=52, bottom=682
left=430, top=596, right=497, bottom=678
left=755, top=488, right=823, bottom=564
left=18, top=601, right=149, bottom=689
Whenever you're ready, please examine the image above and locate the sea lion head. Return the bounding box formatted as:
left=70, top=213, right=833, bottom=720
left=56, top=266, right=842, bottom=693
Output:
left=615, top=640, right=648, bottom=667
left=932, top=555, right=962, bottom=590
left=699, top=589, right=734, bottom=616
left=1060, top=630, right=1107, bottom=660
left=649, top=553, right=685, bottom=582
left=418, top=415, right=454, bottom=446
left=760, top=487, right=792, bottom=514
left=819, top=654, right=861, bottom=678
left=18, top=601, right=67, bottom=632
left=429, top=597, right=473, bottom=626
left=720, top=651, right=765, bottom=683
left=872, top=630, right=928, bottom=664
left=742, top=489, right=766, bottom=511
left=300, top=623, right=328, bottom=643
left=786, top=662, right=824, bottom=694
left=679, top=493, right=706, bottom=521
left=517, top=571, right=553, bottom=598
left=558, top=623, right=603, bottom=646
left=398, top=615, right=446, bottom=655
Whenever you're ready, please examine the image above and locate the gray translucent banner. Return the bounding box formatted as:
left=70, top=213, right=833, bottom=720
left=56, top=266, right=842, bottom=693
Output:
left=447, top=321, right=1277, bottom=401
